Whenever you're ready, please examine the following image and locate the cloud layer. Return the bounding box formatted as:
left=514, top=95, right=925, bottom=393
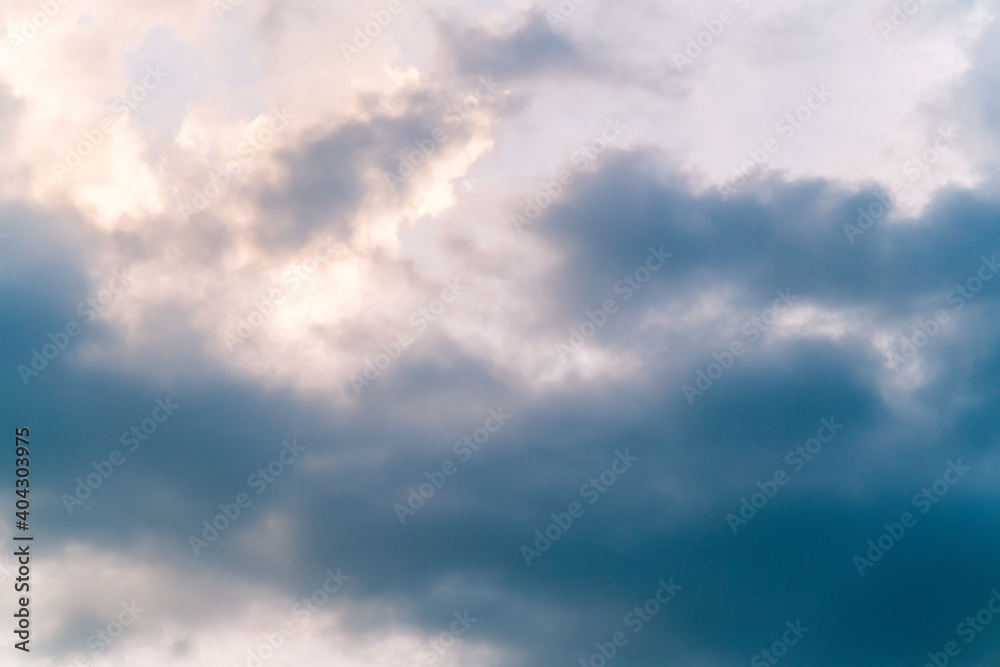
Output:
left=2, top=1, right=1000, bottom=666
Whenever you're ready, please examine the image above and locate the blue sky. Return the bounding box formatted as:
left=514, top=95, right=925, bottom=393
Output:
left=2, top=0, right=1000, bottom=666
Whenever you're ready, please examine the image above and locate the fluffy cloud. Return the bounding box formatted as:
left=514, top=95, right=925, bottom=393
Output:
left=2, top=1, right=1000, bottom=666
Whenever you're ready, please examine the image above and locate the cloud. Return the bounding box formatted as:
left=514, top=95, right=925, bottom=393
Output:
left=3, top=1, right=1000, bottom=666
left=438, top=12, right=592, bottom=79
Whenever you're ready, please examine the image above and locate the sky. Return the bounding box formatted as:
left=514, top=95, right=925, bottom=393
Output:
left=1, top=0, right=1000, bottom=666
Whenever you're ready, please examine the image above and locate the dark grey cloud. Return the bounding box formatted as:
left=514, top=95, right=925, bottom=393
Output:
left=253, top=85, right=505, bottom=249
left=529, top=151, right=1000, bottom=318
left=437, top=11, right=592, bottom=79
left=7, top=143, right=1000, bottom=666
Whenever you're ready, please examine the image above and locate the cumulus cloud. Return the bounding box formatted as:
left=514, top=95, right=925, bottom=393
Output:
left=2, top=1, right=1000, bottom=666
